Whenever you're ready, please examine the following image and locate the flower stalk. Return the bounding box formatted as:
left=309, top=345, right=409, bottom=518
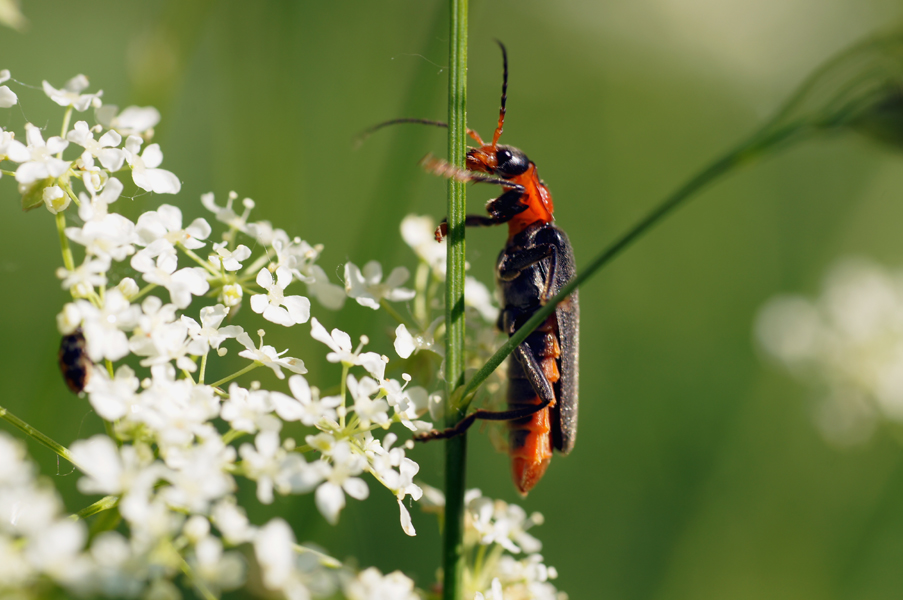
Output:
left=443, top=0, right=469, bottom=598
left=0, top=404, right=85, bottom=472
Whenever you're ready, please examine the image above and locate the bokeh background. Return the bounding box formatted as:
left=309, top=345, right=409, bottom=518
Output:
left=3, top=1, right=903, bottom=598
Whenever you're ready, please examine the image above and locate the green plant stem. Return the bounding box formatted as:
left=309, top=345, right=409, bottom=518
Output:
left=443, top=1, right=468, bottom=599
left=179, top=556, right=217, bottom=600
left=56, top=212, right=75, bottom=272
left=380, top=299, right=417, bottom=330
left=71, top=495, right=119, bottom=520
left=0, top=404, right=85, bottom=472
left=208, top=362, right=260, bottom=388
left=457, top=121, right=808, bottom=408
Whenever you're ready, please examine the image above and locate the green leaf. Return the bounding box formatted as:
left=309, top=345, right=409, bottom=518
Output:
left=20, top=177, right=52, bottom=212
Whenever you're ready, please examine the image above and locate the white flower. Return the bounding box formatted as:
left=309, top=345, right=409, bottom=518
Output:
left=117, top=277, right=140, bottom=299
left=95, top=105, right=161, bottom=137
left=75, top=175, right=123, bottom=223
left=129, top=305, right=197, bottom=371
left=70, top=436, right=158, bottom=500
left=344, top=261, right=415, bottom=309
left=15, top=123, right=70, bottom=185
left=181, top=304, right=243, bottom=350
left=66, top=120, right=125, bottom=171
left=42, top=74, right=102, bottom=111
left=136, top=366, right=221, bottom=448
left=84, top=365, right=140, bottom=421
left=269, top=375, right=340, bottom=426
left=344, top=567, right=420, bottom=600
left=161, top=437, right=236, bottom=512
left=188, top=536, right=245, bottom=593
left=394, top=320, right=443, bottom=359
left=0, top=129, right=28, bottom=163
left=475, top=578, right=504, bottom=600
left=123, top=134, right=180, bottom=194
left=24, top=519, right=90, bottom=584
left=201, top=191, right=254, bottom=233
left=210, top=242, right=251, bottom=271
left=0, top=69, right=16, bottom=107
left=237, top=329, right=307, bottom=379
left=56, top=256, right=109, bottom=297
left=251, top=266, right=311, bottom=327
left=346, top=374, right=389, bottom=428
left=221, top=283, right=244, bottom=308
left=312, top=441, right=368, bottom=524
left=466, top=491, right=543, bottom=554
left=306, top=263, right=347, bottom=310
left=131, top=250, right=209, bottom=309
left=401, top=214, right=447, bottom=275
left=220, top=384, right=277, bottom=434
left=381, top=378, right=432, bottom=433
left=309, top=317, right=385, bottom=376
left=75, top=290, right=140, bottom=361
left=211, top=498, right=257, bottom=545
left=66, top=179, right=137, bottom=262
left=135, top=204, right=211, bottom=252
left=465, top=275, right=499, bottom=323
left=756, top=258, right=903, bottom=444
left=41, top=184, right=69, bottom=214
left=254, top=519, right=332, bottom=600
left=239, top=431, right=310, bottom=504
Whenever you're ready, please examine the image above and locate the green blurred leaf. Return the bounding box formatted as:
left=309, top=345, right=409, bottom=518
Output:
left=20, top=177, right=51, bottom=211
left=766, top=23, right=903, bottom=144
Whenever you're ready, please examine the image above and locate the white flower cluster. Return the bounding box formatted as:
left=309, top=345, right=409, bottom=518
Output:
left=756, top=258, right=903, bottom=445
left=0, top=69, right=450, bottom=599
left=0, top=68, right=562, bottom=600
left=421, top=487, right=566, bottom=600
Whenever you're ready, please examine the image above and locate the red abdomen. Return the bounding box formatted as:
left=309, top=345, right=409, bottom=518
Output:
left=508, top=316, right=561, bottom=495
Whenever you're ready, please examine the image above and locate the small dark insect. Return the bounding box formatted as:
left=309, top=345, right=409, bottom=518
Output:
left=366, top=42, right=579, bottom=494
left=59, top=328, right=91, bottom=394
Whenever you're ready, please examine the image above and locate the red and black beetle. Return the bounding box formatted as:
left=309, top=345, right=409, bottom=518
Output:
left=367, top=42, right=579, bottom=494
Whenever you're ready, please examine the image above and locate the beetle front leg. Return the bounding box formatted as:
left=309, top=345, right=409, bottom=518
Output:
left=434, top=188, right=529, bottom=241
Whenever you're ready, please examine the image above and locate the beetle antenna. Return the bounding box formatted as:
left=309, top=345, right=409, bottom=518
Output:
left=491, top=40, right=508, bottom=148
left=355, top=117, right=485, bottom=148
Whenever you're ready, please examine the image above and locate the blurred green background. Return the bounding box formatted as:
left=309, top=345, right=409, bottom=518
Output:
left=3, top=1, right=903, bottom=598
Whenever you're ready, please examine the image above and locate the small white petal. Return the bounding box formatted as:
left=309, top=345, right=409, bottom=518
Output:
left=315, top=482, right=345, bottom=525
left=394, top=324, right=415, bottom=359
left=0, top=86, right=17, bottom=108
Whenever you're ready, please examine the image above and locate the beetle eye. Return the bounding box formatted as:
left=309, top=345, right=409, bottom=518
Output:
left=495, top=147, right=529, bottom=176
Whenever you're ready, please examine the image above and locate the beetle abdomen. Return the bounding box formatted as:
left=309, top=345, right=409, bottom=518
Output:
left=508, top=316, right=561, bottom=494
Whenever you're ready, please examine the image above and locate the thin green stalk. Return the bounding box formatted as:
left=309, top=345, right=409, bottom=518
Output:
left=221, top=429, right=246, bottom=445
left=180, top=244, right=221, bottom=277
left=71, top=495, right=119, bottom=520
left=457, top=121, right=808, bottom=408
left=179, top=556, right=217, bottom=600
left=443, top=1, right=468, bottom=599
left=293, top=544, right=343, bottom=569
left=208, top=362, right=260, bottom=388
left=379, top=299, right=417, bottom=330
left=199, top=350, right=209, bottom=385
left=0, top=404, right=85, bottom=472
left=55, top=212, right=75, bottom=272
left=59, top=106, right=73, bottom=146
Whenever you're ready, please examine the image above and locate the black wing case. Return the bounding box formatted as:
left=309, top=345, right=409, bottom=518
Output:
left=539, top=226, right=579, bottom=454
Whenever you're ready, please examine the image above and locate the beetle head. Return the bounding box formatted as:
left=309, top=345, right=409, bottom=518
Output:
left=466, top=144, right=530, bottom=178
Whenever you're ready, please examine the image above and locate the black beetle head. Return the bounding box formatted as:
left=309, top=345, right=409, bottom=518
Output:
left=494, top=145, right=530, bottom=177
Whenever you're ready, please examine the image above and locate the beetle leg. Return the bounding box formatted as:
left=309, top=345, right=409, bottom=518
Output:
left=497, top=244, right=556, bottom=282
left=435, top=189, right=529, bottom=241
left=413, top=344, right=555, bottom=443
